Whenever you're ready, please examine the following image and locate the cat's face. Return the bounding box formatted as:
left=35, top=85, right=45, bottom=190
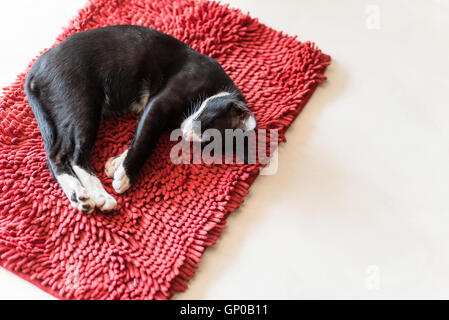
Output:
left=181, top=92, right=257, bottom=142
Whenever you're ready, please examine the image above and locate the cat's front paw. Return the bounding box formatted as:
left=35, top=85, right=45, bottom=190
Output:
left=105, top=150, right=131, bottom=194
left=112, top=164, right=131, bottom=194
left=105, top=150, right=128, bottom=178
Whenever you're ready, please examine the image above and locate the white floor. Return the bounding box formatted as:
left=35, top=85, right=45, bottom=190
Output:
left=0, top=0, right=448, bottom=299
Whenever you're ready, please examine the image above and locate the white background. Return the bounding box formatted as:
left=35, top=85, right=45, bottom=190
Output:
left=0, top=0, right=448, bottom=299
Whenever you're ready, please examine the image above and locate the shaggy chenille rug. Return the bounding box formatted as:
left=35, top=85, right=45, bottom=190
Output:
left=0, top=0, right=330, bottom=299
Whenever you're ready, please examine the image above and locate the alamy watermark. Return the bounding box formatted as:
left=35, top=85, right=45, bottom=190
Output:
left=170, top=122, right=279, bottom=175
left=365, top=5, right=381, bottom=30
left=65, top=264, right=80, bottom=290
left=365, top=265, right=381, bottom=291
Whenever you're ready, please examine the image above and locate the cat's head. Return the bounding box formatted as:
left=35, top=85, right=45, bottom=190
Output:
left=181, top=92, right=257, bottom=142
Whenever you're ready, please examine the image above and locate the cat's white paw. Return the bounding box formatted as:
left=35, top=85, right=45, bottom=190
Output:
left=92, top=192, right=117, bottom=212
left=105, top=150, right=128, bottom=179
left=105, top=157, right=119, bottom=179
left=72, top=165, right=117, bottom=212
left=69, top=187, right=95, bottom=214
left=57, top=173, right=95, bottom=214
left=112, top=164, right=131, bottom=194
left=105, top=150, right=131, bottom=194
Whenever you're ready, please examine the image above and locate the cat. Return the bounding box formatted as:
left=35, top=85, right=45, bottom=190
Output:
left=25, top=25, right=256, bottom=214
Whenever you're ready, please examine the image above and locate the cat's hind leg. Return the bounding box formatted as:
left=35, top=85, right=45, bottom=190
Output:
left=48, top=144, right=97, bottom=214
left=70, top=120, right=117, bottom=212
left=49, top=132, right=117, bottom=213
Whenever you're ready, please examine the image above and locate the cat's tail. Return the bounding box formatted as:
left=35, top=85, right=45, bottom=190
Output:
left=25, top=73, right=56, bottom=178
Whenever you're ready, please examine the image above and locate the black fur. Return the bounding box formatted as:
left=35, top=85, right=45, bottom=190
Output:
left=25, top=25, right=254, bottom=192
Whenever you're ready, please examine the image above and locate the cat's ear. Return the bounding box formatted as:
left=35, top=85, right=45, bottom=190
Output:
left=232, top=103, right=257, bottom=132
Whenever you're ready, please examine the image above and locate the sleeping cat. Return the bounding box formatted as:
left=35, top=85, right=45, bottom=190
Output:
left=25, top=25, right=256, bottom=214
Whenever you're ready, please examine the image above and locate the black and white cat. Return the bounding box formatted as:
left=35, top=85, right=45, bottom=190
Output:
left=25, top=25, right=256, bottom=214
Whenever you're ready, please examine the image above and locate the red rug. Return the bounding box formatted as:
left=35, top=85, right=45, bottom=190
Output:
left=0, top=0, right=330, bottom=299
